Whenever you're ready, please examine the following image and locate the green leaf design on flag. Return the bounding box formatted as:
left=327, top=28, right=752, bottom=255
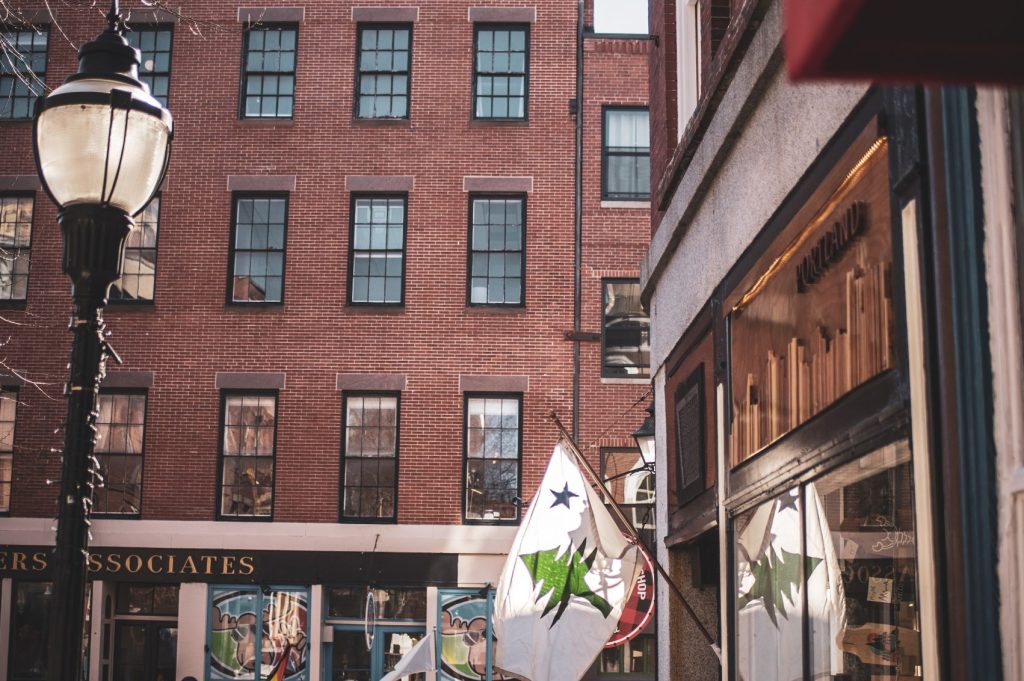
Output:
left=737, top=546, right=823, bottom=628
left=520, top=540, right=613, bottom=627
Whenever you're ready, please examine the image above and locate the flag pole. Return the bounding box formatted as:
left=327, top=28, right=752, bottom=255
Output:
left=547, top=410, right=717, bottom=648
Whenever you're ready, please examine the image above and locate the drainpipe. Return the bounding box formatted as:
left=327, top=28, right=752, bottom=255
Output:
left=573, top=0, right=584, bottom=440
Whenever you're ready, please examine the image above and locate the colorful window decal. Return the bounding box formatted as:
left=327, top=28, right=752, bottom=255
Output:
left=438, top=588, right=503, bottom=681
left=208, top=587, right=309, bottom=681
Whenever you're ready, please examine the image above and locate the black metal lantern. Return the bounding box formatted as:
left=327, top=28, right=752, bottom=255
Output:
left=632, top=404, right=656, bottom=465
left=32, top=3, right=171, bottom=680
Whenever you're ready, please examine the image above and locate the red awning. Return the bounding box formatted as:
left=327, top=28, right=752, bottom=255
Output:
left=783, top=0, right=1024, bottom=85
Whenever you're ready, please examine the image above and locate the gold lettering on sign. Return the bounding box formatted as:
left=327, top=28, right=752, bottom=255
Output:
left=87, top=553, right=103, bottom=572
left=124, top=555, right=143, bottom=574
left=222, top=556, right=236, bottom=574
left=180, top=556, right=198, bottom=574
left=167, top=554, right=176, bottom=573
left=12, top=552, right=26, bottom=571
left=32, top=553, right=47, bottom=571
left=238, top=556, right=255, bottom=575
left=200, top=555, right=216, bottom=575
left=107, top=554, right=122, bottom=572
left=147, top=555, right=164, bottom=574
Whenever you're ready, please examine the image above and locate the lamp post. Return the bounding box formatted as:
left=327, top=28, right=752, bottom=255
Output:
left=32, top=2, right=172, bottom=679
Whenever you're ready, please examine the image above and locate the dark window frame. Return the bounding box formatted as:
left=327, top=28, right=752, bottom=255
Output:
left=91, top=388, right=148, bottom=518
left=600, top=278, right=650, bottom=378
left=239, top=22, right=299, bottom=119
left=462, top=391, right=523, bottom=526
left=0, top=384, right=17, bottom=515
left=109, top=194, right=160, bottom=305
left=601, top=106, right=651, bottom=200
left=0, top=25, right=48, bottom=121
left=339, top=391, right=401, bottom=524
left=354, top=22, right=413, bottom=120
left=227, top=192, right=289, bottom=306
left=347, top=193, right=408, bottom=306
left=114, top=582, right=179, bottom=616
left=215, top=389, right=279, bottom=522
left=674, top=364, right=706, bottom=506
left=125, top=23, right=174, bottom=107
left=466, top=194, right=527, bottom=307
left=0, top=192, right=34, bottom=308
left=472, top=23, right=530, bottom=122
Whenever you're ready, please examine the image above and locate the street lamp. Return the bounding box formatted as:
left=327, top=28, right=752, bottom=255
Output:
left=632, top=403, right=656, bottom=465
left=32, top=2, right=172, bottom=679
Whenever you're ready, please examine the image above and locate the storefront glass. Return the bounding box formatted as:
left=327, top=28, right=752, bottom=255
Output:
left=734, top=440, right=922, bottom=681
left=9, top=581, right=51, bottom=681
left=208, top=586, right=309, bottom=681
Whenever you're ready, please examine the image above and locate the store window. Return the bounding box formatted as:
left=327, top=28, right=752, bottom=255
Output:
left=349, top=196, right=406, bottom=305
left=437, top=588, right=497, bottom=681
left=601, top=280, right=650, bottom=378
left=602, top=108, right=651, bottom=200
left=734, top=440, right=923, bottom=680
left=341, top=393, right=399, bottom=521
left=473, top=24, right=528, bottom=120
left=110, top=196, right=159, bottom=303
left=464, top=394, right=521, bottom=522
left=8, top=581, right=51, bottom=681
left=327, top=587, right=426, bottom=681
left=0, top=194, right=33, bottom=302
left=230, top=195, right=287, bottom=304
left=241, top=25, right=297, bottom=118
left=468, top=197, right=524, bottom=306
left=126, top=25, right=172, bottom=106
left=355, top=25, right=411, bottom=119
left=0, top=28, right=46, bottom=119
left=674, top=365, right=705, bottom=505
left=218, top=392, right=277, bottom=519
left=208, top=586, right=309, bottom=680
left=0, top=386, right=16, bottom=511
left=113, top=584, right=178, bottom=681
left=598, top=633, right=656, bottom=676
left=93, top=391, right=147, bottom=515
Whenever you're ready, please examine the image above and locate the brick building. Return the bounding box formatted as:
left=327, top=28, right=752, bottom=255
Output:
left=645, top=1, right=1024, bottom=681
left=0, top=2, right=653, bottom=679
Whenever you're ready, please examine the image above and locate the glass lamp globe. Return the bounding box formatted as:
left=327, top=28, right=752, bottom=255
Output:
left=33, top=19, right=172, bottom=217
left=633, top=405, right=656, bottom=465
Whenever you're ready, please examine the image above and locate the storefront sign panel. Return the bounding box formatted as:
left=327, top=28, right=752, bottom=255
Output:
left=728, top=134, right=895, bottom=464
left=0, top=546, right=457, bottom=584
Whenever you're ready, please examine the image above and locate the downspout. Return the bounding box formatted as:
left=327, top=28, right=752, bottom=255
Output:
left=573, top=0, right=584, bottom=440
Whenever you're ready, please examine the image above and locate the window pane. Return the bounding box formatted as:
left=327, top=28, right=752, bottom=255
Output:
left=10, top=582, right=51, bottom=678
left=602, top=281, right=650, bottom=377
left=232, top=197, right=286, bottom=303
left=111, top=196, right=159, bottom=302
left=474, top=25, right=527, bottom=119
left=350, top=198, right=405, bottom=304
left=220, top=394, right=276, bottom=518
left=734, top=490, right=804, bottom=680
left=356, top=26, right=411, bottom=118
left=0, top=196, right=32, bottom=300
left=241, top=27, right=297, bottom=118
left=94, top=392, right=146, bottom=515
left=465, top=396, right=520, bottom=520
left=126, top=27, right=173, bottom=107
left=342, top=394, right=399, bottom=519
left=469, top=198, right=523, bottom=305
left=603, top=109, right=651, bottom=199
left=0, top=30, right=47, bottom=119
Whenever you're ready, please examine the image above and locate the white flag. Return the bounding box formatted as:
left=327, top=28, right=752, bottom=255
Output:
left=378, top=630, right=436, bottom=681
left=494, top=443, right=641, bottom=681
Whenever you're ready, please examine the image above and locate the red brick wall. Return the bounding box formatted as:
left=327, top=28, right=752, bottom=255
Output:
left=647, top=0, right=676, bottom=234
left=580, top=36, right=652, bottom=456
left=700, top=0, right=731, bottom=86
left=0, top=1, right=649, bottom=525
